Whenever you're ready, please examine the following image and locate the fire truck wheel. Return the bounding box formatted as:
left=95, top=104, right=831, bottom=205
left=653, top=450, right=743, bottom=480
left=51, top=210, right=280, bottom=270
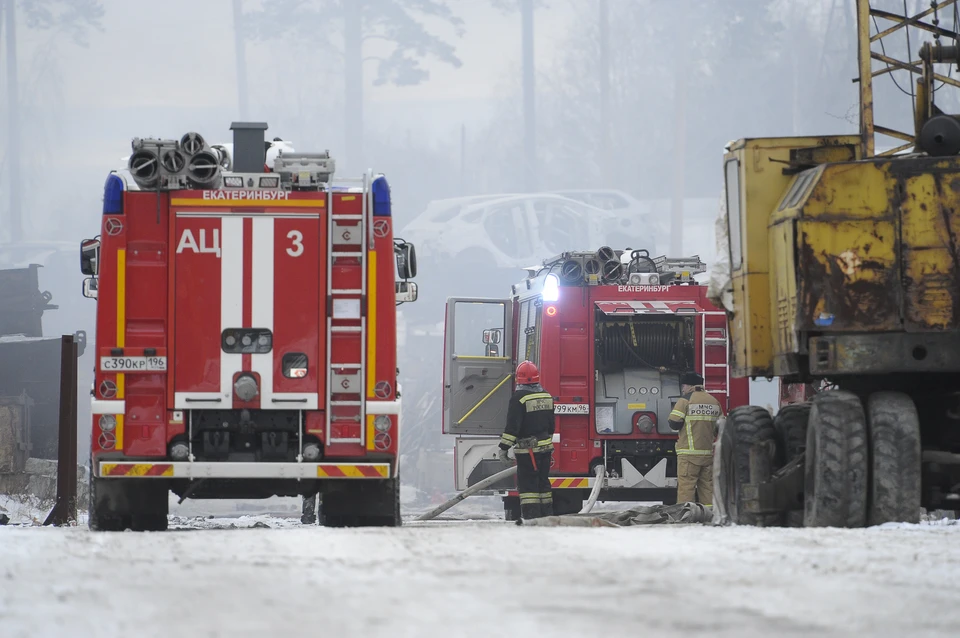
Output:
left=552, top=491, right=582, bottom=516
left=718, top=405, right=781, bottom=526
left=503, top=496, right=521, bottom=521
left=865, top=392, right=921, bottom=526
left=773, top=403, right=812, bottom=527
left=803, top=390, right=868, bottom=529
left=320, top=478, right=401, bottom=528
left=88, top=475, right=169, bottom=532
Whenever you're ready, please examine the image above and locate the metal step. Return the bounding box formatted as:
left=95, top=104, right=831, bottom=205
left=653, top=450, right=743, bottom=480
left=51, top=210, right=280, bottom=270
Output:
left=330, top=289, right=363, bottom=294
left=330, top=326, right=362, bottom=333
left=330, top=400, right=363, bottom=406
left=332, top=252, right=363, bottom=258
left=704, top=363, right=727, bottom=368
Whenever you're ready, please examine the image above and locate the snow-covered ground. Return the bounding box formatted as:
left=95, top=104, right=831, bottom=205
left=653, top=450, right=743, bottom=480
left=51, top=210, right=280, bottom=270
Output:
left=2, top=512, right=959, bottom=637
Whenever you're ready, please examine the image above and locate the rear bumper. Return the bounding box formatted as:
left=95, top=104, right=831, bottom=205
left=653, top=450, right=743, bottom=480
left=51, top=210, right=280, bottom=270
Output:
left=96, top=461, right=392, bottom=480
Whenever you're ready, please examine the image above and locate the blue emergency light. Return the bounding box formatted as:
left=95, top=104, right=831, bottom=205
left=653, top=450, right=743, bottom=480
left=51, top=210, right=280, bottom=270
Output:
left=103, top=173, right=125, bottom=215
left=372, top=175, right=391, bottom=217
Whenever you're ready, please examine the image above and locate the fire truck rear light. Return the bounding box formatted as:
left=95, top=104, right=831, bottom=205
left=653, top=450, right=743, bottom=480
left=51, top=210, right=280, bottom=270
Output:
left=99, top=415, right=117, bottom=432
left=542, top=273, right=560, bottom=302
left=103, top=173, right=125, bottom=215
left=545, top=305, right=558, bottom=317
left=259, top=176, right=279, bottom=188
left=372, top=175, right=392, bottom=216
left=374, top=415, right=391, bottom=432
left=224, top=175, right=244, bottom=187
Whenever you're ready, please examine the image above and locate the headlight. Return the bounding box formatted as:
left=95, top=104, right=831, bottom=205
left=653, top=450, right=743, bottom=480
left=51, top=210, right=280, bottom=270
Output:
left=374, top=415, right=391, bottom=432
left=99, top=414, right=117, bottom=432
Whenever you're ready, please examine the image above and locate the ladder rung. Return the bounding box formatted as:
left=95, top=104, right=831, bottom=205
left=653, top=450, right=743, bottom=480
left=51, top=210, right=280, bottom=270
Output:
left=707, top=389, right=728, bottom=394
left=331, top=326, right=362, bottom=333
left=705, top=339, right=728, bottom=344
left=332, top=252, right=363, bottom=258
left=328, top=438, right=363, bottom=444
left=704, top=363, right=727, bottom=368
left=330, top=400, right=363, bottom=406
left=332, top=213, right=363, bottom=218
left=331, top=289, right=363, bottom=294
left=331, top=363, right=362, bottom=369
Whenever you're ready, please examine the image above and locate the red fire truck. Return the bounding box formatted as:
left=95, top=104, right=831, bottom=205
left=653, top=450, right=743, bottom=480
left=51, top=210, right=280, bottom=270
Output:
left=443, top=247, right=749, bottom=518
left=79, top=122, right=418, bottom=530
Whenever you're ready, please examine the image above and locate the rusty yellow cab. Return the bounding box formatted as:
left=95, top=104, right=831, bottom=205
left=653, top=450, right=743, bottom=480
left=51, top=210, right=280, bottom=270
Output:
left=718, top=133, right=960, bottom=528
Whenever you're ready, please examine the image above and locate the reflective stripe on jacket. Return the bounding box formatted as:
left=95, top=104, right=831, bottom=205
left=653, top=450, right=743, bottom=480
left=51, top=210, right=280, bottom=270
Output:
left=499, top=388, right=555, bottom=452
left=669, top=387, right=722, bottom=456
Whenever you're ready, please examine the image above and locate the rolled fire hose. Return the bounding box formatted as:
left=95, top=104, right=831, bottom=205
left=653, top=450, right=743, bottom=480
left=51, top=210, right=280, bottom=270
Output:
left=417, top=465, right=518, bottom=521
left=579, top=464, right=606, bottom=514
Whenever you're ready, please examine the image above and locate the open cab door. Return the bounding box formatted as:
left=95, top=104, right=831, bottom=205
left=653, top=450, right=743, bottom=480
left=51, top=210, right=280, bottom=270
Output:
left=443, top=297, right=516, bottom=490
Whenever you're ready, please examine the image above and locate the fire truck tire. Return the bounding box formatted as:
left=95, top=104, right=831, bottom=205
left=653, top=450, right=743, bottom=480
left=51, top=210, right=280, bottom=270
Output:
left=865, top=392, right=922, bottom=526
left=88, top=476, right=169, bottom=532
left=503, top=496, right=521, bottom=521
left=718, top=405, right=780, bottom=526
left=773, top=403, right=811, bottom=527
left=321, top=478, right=401, bottom=527
left=803, top=390, right=868, bottom=529
left=552, top=491, right=582, bottom=516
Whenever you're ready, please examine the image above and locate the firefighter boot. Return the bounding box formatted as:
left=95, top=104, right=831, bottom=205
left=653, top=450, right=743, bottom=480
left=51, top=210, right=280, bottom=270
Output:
left=520, top=502, right=542, bottom=520
left=301, top=494, right=317, bottom=524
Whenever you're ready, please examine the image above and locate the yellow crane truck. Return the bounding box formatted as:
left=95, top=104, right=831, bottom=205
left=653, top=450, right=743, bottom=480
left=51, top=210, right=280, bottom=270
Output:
left=715, top=1, right=960, bottom=527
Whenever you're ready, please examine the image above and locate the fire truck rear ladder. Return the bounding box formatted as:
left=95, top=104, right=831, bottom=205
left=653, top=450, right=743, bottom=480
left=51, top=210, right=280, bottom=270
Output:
left=325, top=172, right=373, bottom=446
left=701, top=311, right=730, bottom=398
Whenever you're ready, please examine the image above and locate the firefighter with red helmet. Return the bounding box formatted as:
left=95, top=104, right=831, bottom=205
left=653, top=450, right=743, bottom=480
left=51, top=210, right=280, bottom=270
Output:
left=496, top=360, right=555, bottom=519
left=668, top=371, right=722, bottom=505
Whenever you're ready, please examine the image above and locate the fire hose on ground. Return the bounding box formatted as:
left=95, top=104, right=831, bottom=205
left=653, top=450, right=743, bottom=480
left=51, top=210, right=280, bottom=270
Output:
left=579, top=464, right=606, bottom=514
left=417, top=461, right=607, bottom=522
left=417, top=465, right=518, bottom=521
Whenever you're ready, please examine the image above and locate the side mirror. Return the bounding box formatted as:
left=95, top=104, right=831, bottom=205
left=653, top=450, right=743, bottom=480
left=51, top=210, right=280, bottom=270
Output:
left=482, top=328, right=502, bottom=345
left=396, top=281, right=418, bottom=303
left=82, top=277, right=98, bottom=300
left=395, top=241, right=417, bottom=280
left=80, top=238, right=100, bottom=276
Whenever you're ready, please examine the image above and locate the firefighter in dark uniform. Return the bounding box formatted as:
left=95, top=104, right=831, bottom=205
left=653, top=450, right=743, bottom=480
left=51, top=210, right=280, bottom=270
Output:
left=496, top=360, right=555, bottom=519
left=668, top=371, right=722, bottom=505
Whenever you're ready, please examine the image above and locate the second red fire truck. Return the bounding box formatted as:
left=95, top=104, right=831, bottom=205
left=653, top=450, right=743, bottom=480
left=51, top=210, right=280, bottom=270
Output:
left=80, top=122, right=418, bottom=530
left=443, top=247, right=748, bottom=518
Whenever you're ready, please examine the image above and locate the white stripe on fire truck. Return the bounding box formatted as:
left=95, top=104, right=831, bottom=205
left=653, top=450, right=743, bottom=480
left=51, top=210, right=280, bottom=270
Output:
left=221, top=216, right=244, bottom=404
left=251, top=217, right=275, bottom=406
left=248, top=217, right=319, bottom=410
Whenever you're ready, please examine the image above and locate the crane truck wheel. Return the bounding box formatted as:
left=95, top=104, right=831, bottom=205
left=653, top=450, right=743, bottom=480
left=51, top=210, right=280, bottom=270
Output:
left=774, top=403, right=812, bottom=527
left=866, top=392, right=922, bottom=526
left=803, top=391, right=868, bottom=528
left=718, top=405, right=780, bottom=526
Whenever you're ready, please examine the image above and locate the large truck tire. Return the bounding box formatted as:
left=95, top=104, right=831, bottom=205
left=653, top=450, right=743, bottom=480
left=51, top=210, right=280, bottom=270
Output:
left=88, top=475, right=169, bottom=532
left=321, top=478, right=402, bottom=527
left=717, top=405, right=779, bottom=526
left=803, top=390, right=868, bottom=528
left=866, top=392, right=922, bottom=526
left=774, top=403, right=811, bottom=527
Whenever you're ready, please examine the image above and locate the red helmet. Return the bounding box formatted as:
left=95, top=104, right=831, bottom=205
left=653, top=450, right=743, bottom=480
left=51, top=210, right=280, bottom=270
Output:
left=515, top=360, right=540, bottom=384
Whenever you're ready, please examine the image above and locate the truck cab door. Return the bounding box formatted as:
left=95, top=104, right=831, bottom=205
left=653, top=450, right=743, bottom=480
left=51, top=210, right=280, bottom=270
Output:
left=443, top=297, right=514, bottom=436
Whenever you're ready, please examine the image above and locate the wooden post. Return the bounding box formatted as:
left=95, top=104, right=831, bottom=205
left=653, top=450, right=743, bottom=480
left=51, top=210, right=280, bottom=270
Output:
left=43, top=335, right=79, bottom=526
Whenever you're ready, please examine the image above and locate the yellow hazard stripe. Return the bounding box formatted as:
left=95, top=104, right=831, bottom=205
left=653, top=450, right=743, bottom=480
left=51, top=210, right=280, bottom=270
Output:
left=550, top=478, right=589, bottom=488
left=116, top=249, right=126, bottom=451
left=170, top=198, right=325, bottom=208
left=316, top=464, right=390, bottom=478
left=101, top=463, right=174, bottom=477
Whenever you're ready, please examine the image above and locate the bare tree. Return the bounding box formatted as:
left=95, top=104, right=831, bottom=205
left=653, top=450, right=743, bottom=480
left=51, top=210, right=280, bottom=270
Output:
left=249, top=0, right=463, bottom=173
left=1, top=0, right=102, bottom=243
